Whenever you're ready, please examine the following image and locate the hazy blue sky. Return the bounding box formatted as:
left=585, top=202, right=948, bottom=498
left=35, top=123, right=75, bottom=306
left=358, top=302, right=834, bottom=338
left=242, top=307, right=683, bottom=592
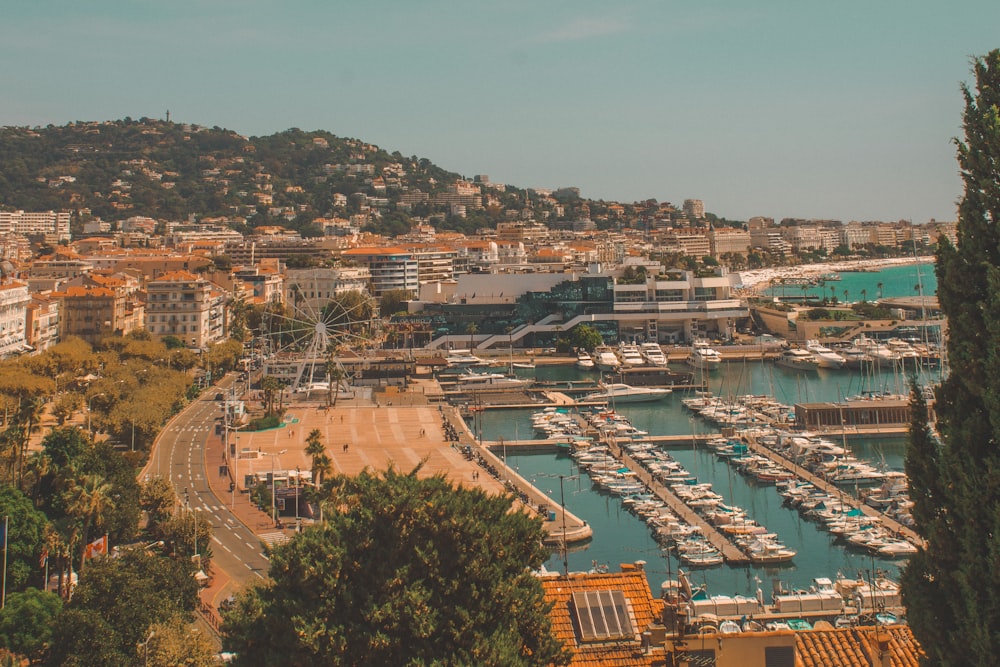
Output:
left=3, top=1, right=999, bottom=223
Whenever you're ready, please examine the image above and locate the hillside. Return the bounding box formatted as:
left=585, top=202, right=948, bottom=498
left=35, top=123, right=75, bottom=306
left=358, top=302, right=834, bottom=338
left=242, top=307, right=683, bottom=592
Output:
left=0, top=118, right=495, bottom=234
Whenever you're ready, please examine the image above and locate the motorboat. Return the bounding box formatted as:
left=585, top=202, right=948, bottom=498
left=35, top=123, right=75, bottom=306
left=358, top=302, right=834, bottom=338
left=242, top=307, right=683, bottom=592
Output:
left=775, top=348, right=819, bottom=372
left=455, top=372, right=531, bottom=389
left=594, top=346, right=621, bottom=372
left=583, top=383, right=671, bottom=404
left=618, top=343, right=645, bottom=367
left=575, top=350, right=595, bottom=370
left=445, top=349, right=486, bottom=367
left=805, top=340, right=847, bottom=369
left=640, top=342, right=669, bottom=366
left=687, top=340, right=722, bottom=370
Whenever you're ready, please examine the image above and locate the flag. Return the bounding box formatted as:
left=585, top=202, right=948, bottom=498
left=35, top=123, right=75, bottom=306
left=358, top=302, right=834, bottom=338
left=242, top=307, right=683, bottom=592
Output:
left=40, top=548, right=48, bottom=568
left=0, top=516, right=6, bottom=550
left=84, top=535, right=108, bottom=560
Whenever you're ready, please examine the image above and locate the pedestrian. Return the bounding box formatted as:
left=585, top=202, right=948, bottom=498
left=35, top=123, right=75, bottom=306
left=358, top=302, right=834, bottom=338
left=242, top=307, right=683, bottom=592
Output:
left=341, top=415, right=344, bottom=423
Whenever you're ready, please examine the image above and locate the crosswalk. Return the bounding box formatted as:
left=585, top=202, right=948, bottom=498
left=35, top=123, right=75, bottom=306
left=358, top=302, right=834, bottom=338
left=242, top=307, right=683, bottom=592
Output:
left=258, top=531, right=290, bottom=548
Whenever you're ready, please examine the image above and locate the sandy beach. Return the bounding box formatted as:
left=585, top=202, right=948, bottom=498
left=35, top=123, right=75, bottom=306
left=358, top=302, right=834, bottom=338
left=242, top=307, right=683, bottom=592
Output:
left=734, top=256, right=935, bottom=291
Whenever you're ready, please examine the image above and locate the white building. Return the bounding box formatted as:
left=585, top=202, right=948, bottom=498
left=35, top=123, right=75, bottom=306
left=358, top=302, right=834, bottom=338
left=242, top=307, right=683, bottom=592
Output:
left=0, top=278, right=30, bottom=358
left=0, top=210, right=72, bottom=241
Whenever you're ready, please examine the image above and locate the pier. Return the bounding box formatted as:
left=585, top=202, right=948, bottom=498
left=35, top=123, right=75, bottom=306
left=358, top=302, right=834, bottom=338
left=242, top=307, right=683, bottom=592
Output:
left=740, top=434, right=924, bottom=546
left=602, top=437, right=752, bottom=566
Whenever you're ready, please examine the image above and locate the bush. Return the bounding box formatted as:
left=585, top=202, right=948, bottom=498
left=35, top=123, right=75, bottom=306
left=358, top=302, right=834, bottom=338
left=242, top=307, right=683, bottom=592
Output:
left=247, top=414, right=282, bottom=431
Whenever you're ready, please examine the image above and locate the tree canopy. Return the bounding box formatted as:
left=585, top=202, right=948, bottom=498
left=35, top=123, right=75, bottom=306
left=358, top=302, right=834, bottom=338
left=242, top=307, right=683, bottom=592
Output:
left=902, top=49, right=1000, bottom=666
left=222, top=467, right=569, bottom=666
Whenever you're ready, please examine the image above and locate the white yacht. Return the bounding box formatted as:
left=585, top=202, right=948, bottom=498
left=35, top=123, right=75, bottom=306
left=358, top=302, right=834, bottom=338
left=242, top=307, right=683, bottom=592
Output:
left=686, top=340, right=722, bottom=371
left=445, top=349, right=486, bottom=368
left=456, top=372, right=531, bottom=389
left=775, top=348, right=820, bottom=372
left=618, top=343, right=645, bottom=367
left=583, top=383, right=672, bottom=404
left=594, top=346, right=621, bottom=372
left=640, top=342, right=668, bottom=366
left=804, top=340, right=847, bottom=369
left=575, top=349, right=596, bottom=370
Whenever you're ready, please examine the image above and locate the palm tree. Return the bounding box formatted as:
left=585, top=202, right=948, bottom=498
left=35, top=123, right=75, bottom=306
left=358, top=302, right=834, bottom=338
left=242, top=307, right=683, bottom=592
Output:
left=65, top=474, right=115, bottom=571
left=877, top=281, right=884, bottom=299
left=465, top=322, right=478, bottom=350
left=312, top=453, right=332, bottom=487
left=305, top=429, right=325, bottom=468
left=860, top=288, right=868, bottom=303
left=326, top=358, right=346, bottom=408
left=843, top=289, right=850, bottom=303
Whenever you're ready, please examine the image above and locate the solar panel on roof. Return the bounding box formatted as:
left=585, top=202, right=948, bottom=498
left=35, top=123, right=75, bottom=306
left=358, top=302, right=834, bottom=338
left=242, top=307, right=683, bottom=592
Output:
left=571, top=589, right=634, bottom=642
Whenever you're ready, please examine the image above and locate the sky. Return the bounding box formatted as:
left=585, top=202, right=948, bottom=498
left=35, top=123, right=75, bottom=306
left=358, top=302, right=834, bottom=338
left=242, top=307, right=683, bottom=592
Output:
left=3, top=1, right=1000, bottom=223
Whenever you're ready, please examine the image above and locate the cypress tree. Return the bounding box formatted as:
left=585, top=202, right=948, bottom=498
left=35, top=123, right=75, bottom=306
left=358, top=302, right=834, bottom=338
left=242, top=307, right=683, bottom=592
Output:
left=902, top=50, right=1000, bottom=666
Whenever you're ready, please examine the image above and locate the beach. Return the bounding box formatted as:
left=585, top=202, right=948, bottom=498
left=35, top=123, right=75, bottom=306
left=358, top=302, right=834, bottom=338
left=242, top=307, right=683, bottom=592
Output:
left=734, top=256, right=935, bottom=291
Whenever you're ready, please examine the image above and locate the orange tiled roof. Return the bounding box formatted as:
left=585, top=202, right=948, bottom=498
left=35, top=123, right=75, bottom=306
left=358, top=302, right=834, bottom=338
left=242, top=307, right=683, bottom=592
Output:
left=795, top=625, right=924, bottom=667
left=540, top=565, right=663, bottom=667
left=52, top=286, right=115, bottom=298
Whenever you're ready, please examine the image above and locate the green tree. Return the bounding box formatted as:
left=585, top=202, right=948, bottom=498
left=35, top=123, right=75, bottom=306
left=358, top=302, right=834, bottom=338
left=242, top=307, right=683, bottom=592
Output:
left=222, top=467, right=569, bottom=666
left=47, top=550, right=199, bottom=666
left=140, top=476, right=177, bottom=536
left=65, top=474, right=115, bottom=571
left=570, top=324, right=603, bottom=352
left=379, top=288, right=413, bottom=317
left=902, top=49, right=1000, bottom=666
left=0, top=486, right=50, bottom=591
left=0, top=587, right=62, bottom=661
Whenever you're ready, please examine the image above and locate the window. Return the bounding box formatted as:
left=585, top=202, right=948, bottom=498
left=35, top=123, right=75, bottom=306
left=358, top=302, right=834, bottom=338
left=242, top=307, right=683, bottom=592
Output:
left=571, top=590, right=634, bottom=643
left=764, top=646, right=794, bottom=667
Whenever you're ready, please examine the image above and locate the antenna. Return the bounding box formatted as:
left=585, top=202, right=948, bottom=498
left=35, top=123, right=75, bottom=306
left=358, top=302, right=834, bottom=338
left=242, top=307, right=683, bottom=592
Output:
left=166, top=109, right=170, bottom=123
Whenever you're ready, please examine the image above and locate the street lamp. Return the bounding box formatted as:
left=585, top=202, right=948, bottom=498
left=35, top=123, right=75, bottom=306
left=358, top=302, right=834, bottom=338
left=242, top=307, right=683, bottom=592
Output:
left=86, top=392, right=105, bottom=436
left=139, top=630, right=154, bottom=667
left=265, top=449, right=287, bottom=527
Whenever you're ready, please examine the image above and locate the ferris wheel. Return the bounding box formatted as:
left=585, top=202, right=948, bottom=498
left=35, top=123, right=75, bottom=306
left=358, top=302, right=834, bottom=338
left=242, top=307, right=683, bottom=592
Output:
left=258, top=287, right=380, bottom=395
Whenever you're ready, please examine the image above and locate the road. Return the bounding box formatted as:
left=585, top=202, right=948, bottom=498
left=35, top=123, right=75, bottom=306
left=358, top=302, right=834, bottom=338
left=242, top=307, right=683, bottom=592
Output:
left=145, top=374, right=272, bottom=591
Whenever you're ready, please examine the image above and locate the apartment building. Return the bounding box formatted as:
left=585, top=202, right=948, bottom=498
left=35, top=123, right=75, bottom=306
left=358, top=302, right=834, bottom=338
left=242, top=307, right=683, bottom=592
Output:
left=283, top=267, right=371, bottom=315
left=0, top=210, right=71, bottom=241
left=145, top=271, right=226, bottom=348
left=52, top=286, right=129, bottom=346
left=0, top=279, right=30, bottom=358
left=25, top=293, right=60, bottom=353
left=340, top=248, right=419, bottom=296
left=708, top=227, right=751, bottom=257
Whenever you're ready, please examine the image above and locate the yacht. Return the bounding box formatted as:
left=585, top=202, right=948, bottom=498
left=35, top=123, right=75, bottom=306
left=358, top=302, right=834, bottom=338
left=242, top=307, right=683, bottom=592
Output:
left=575, top=349, right=596, bottom=371
left=618, top=343, right=645, bottom=367
left=583, top=383, right=672, bottom=404
left=775, top=348, right=819, bottom=372
left=805, top=340, right=847, bottom=369
left=594, top=346, right=621, bottom=372
left=686, top=340, right=723, bottom=371
left=456, top=372, right=532, bottom=389
left=641, top=342, right=669, bottom=366
left=445, top=349, right=486, bottom=368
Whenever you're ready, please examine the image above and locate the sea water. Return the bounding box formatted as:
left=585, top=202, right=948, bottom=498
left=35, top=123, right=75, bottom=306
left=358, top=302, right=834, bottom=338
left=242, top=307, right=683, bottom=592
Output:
left=478, top=262, right=939, bottom=596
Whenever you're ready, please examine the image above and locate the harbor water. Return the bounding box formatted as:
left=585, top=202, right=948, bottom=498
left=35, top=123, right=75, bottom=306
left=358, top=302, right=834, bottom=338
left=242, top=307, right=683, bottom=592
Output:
left=479, top=262, right=939, bottom=597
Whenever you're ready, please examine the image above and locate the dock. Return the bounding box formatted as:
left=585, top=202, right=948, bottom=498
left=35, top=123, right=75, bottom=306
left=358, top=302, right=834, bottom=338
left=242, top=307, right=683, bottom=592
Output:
left=603, top=437, right=751, bottom=566
left=741, top=434, right=924, bottom=546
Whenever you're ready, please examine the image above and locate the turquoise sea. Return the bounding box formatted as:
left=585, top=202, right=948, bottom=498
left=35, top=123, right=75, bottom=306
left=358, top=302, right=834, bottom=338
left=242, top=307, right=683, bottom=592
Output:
left=478, top=262, right=938, bottom=598
left=764, top=261, right=936, bottom=301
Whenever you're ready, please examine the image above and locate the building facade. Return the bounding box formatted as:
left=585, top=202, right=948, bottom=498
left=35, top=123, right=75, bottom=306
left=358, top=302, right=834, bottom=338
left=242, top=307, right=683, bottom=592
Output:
left=145, top=271, right=226, bottom=348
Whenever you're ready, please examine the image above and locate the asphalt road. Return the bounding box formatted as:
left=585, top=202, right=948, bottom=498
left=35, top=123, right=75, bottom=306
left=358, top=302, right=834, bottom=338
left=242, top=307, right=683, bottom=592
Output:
left=146, top=375, right=271, bottom=588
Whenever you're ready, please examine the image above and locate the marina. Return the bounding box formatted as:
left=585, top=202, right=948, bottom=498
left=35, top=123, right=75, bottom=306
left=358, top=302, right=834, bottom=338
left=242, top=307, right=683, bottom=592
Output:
left=473, top=349, right=941, bottom=596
